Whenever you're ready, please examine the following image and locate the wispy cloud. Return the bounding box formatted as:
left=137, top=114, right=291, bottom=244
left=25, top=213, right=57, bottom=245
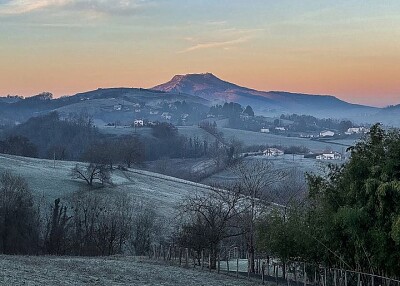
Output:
left=180, top=27, right=263, bottom=53
left=180, top=36, right=250, bottom=53
left=0, top=0, right=150, bottom=16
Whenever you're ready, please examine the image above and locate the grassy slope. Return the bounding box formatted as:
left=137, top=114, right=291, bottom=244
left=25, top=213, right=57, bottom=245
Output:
left=0, top=154, right=212, bottom=216
left=0, top=256, right=258, bottom=286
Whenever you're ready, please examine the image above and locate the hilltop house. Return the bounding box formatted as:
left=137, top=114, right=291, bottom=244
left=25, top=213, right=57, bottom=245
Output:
left=260, top=128, right=270, bottom=133
left=263, top=148, right=284, bottom=157
left=320, top=130, right=335, bottom=137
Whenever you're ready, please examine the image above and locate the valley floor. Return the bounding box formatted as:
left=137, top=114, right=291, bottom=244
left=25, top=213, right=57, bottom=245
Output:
left=0, top=255, right=259, bottom=286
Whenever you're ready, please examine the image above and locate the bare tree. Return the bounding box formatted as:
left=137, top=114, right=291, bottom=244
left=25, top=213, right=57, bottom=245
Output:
left=45, top=198, right=71, bottom=255
left=69, top=191, right=134, bottom=256
left=231, top=159, right=286, bottom=273
left=0, top=171, right=40, bottom=254
left=178, top=185, right=246, bottom=269
left=129, top=203, right=159, bottom=255
left=71, top=163, right=111, bottom=187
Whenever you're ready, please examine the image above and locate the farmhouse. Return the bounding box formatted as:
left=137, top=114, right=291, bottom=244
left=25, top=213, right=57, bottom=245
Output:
left=320, top=130, right=335, bottom=137
left=134, top=119, right=144, bottom=127
left=275, top=127, right=285, bottom=131
left=260, top=128, right=270, bottom=133
left=162, top=112, right=172, bottom=120
left=113, top=104, right=122, bottom=111
left=263, top=148, right=284, bottom=157
left=345, top=127, right=367, bottom=135
left=316, top=152, right=341, bottom=160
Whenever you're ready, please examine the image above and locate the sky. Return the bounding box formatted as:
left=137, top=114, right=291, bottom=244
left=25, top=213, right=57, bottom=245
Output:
left=0, top=0, right=400, bottom=107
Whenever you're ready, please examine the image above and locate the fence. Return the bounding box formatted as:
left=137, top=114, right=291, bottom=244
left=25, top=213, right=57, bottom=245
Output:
left=148, top=244, right=400, bottom=286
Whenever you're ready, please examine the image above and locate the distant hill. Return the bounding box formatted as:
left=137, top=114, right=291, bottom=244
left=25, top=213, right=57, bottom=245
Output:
left=0, top=88, right=209, bottom=126
left=153, top=73, right=379, bottom=120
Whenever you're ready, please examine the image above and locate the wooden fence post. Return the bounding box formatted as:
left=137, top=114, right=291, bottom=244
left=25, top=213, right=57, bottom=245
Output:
left=236, top=256, right=239, bottom=277
left=185, top=248, right=189, bottom=268
left=217, top=255, right=220, bottom=274
left=262, top=261, right=266, bottom=285
left=324, top=268, right=327, bottom=286
left=179, top=248, right=182, bottom=267
left=345, top=271, right=347, bottom=286
left=201, top=250, right=204, bottom=270
left=357, top=273, right=361, bottom=286
left=304, top=263, right=307, bottom=286
left=334, top=269, right=337, bottom=286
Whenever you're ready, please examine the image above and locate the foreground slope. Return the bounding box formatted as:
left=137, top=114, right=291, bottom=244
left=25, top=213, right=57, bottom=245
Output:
left=0, top=154, right=212, bottom=216
left=0, top=256, right=258, bottom=286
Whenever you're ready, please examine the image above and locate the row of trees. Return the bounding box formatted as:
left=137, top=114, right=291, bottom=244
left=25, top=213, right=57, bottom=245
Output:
left=0, top=171, right=161, bottom=256
left=174, top=160, right=303, bottom=271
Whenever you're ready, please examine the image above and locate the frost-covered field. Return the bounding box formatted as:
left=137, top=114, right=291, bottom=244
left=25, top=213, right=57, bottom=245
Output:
left=0, top=154, right=212, bottom=216
left=219, top=128, right=353, bottom=152
left=0, top=255, right=259, bottom=286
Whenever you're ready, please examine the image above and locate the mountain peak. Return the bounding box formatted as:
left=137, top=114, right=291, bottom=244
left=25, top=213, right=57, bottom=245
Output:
left=153, top=72, right=241, bottom=94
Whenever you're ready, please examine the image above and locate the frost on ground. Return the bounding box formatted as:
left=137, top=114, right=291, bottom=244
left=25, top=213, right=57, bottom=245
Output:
left=0, top=256, right=259, bottom=286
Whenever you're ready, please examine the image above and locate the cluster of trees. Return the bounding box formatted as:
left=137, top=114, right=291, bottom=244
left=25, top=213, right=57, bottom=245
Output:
left=280, top=114, right=355, bottom=133
left=0, top=171, right=161, bottom=256
left=174, top=160, right=291, bottom=270
left=257, top=124, right=400, bottom=277
left=0, top=135, right=38, bottom=157
left=2, top=112, right=98, bottom=160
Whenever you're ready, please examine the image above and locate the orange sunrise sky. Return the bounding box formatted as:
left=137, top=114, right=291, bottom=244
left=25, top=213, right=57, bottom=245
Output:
left=1, top=0, right=400, bottom=107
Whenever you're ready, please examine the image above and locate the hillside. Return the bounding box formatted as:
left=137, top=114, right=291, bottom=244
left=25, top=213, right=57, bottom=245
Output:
left=153, top=73, right=378, bottom=120
left=0, top=154, right=212, bottom=216
left=0, top=88, right=209, bottom=125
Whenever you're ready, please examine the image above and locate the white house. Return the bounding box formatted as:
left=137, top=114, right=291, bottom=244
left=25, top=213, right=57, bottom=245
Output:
left=161, top=112, right=172, bottom=120
left=320, top=130, right=335, bottom=137
left=263, top=148, right=284, bottom=157
left=275, top=127, right=286, bottom=131
left=150, top=110, right=159, bottom=115
left=260, top=128, right=270, bottom=133
left=316, top=152, right=341, bottom=160
left=345, top=127, right=366, bottom=135
left=134, top=120, right=144, bottom=127
left=113, top=104, right=122, bottom=111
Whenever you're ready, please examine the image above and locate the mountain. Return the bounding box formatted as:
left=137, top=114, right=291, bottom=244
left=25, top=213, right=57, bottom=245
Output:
left=153, top=73, right=379, bottom=120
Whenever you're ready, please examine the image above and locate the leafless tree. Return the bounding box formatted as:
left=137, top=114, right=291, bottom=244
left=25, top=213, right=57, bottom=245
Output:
left=129, top=202, right=160, bottom=255
left=231, top=159, right=287, bottom=273
left=0, top=171, right=40, bottom=254
left=178, top=185, right=246, bottom=269
left=71, top=163, right=111, bottom=187
left=69, top=191, right=134, bottom=256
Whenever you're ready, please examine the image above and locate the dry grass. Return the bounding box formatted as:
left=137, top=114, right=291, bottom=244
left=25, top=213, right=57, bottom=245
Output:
left=0, top=255, right=260, bottom=286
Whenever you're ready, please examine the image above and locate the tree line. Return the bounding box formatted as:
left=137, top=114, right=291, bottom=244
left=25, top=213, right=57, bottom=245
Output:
left=0, top=171, right=161, bottom=256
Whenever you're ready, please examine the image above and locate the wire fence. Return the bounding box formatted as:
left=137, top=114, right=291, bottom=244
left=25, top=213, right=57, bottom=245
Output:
left=148, top=244, right=400, bottom=286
